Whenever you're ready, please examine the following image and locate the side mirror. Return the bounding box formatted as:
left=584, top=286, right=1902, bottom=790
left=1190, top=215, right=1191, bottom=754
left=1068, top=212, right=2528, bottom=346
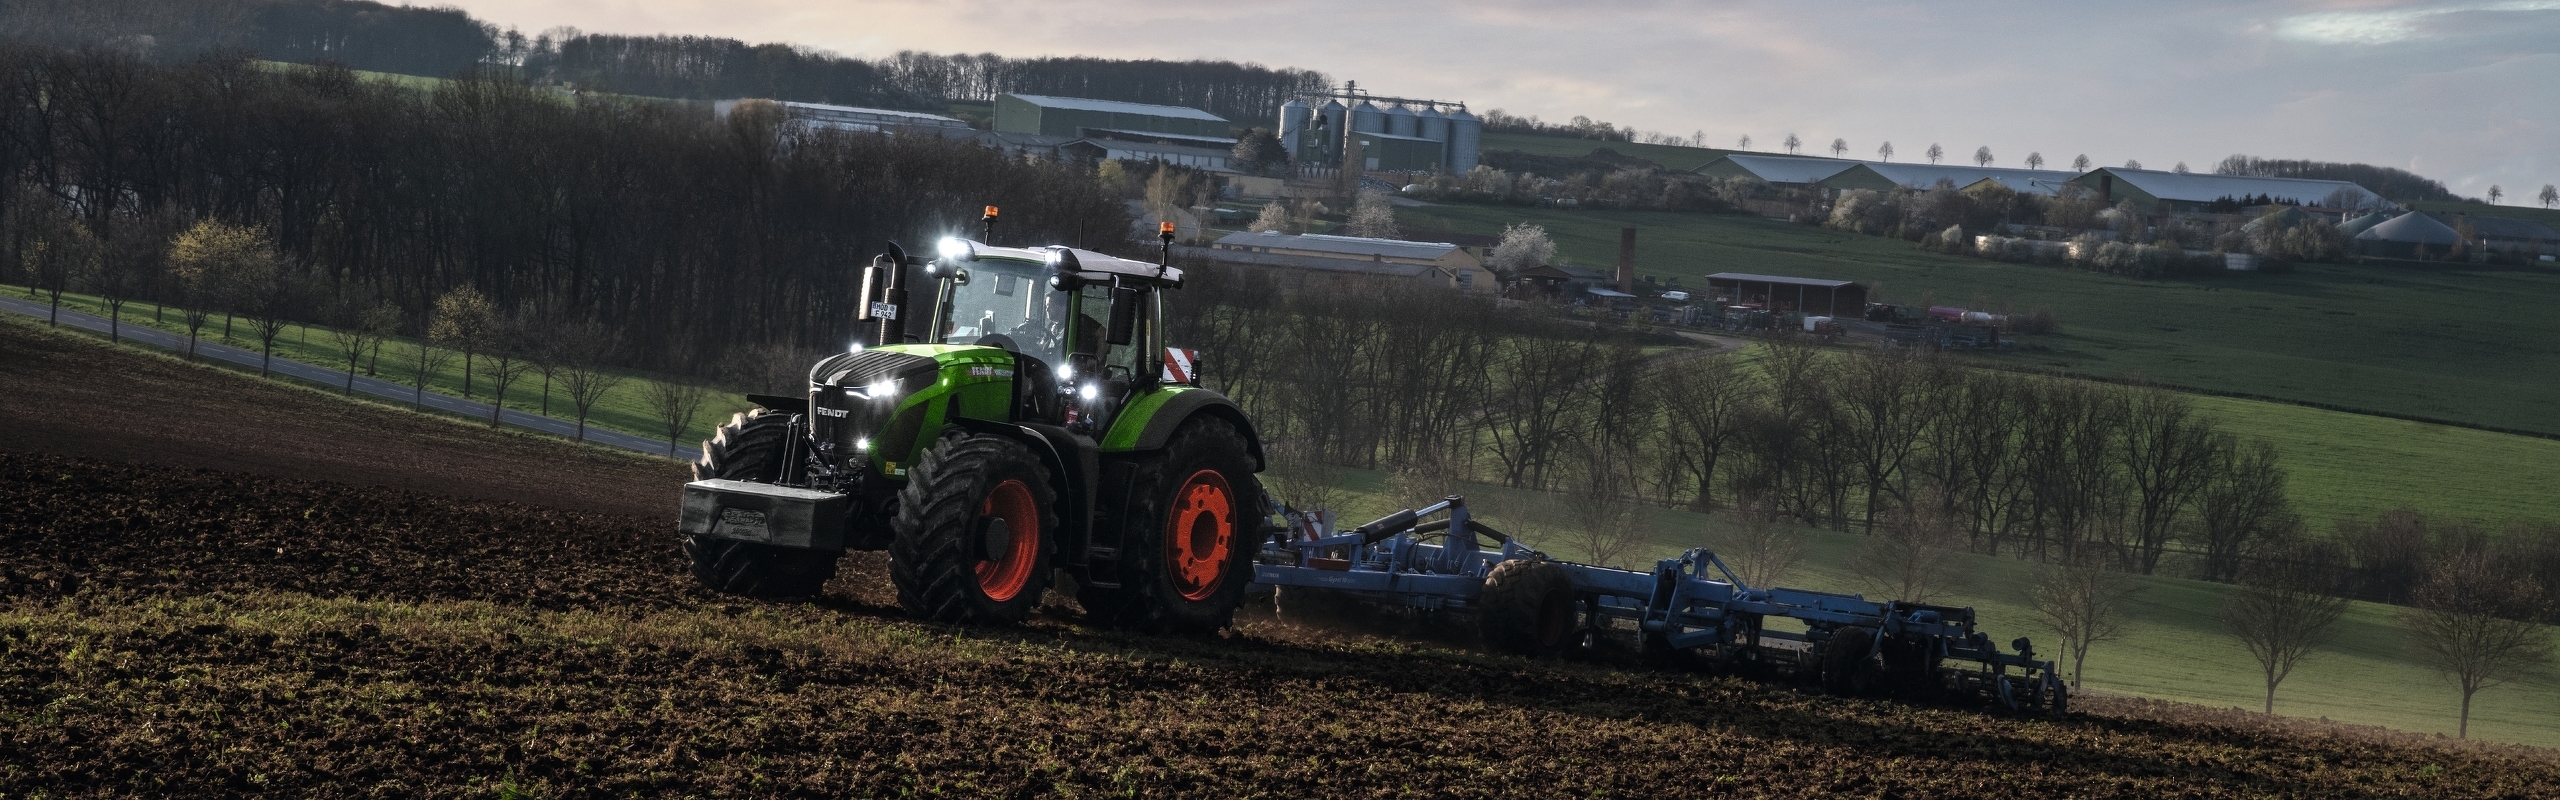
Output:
left=1106, top=286, right=1140, bottom=346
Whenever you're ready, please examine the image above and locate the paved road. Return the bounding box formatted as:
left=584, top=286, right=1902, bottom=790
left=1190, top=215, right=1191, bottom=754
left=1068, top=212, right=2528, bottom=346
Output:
left=1, top=296, right=703, bottom=463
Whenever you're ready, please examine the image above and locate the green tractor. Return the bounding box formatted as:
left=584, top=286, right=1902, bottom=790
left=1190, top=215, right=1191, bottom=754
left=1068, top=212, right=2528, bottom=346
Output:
left=678, top=221, right=1267, bottom=633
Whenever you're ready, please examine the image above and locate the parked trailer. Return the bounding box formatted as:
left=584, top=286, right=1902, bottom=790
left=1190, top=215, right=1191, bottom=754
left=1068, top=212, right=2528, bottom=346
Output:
left=1253, top=497, right=2069, bottom=713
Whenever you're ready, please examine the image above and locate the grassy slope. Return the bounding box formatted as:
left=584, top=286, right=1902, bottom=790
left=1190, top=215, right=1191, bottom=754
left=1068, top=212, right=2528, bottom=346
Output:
left=1397, top=202, right=2560, bottom=437
left=1296, top=469, right=2560, bottom=748
left=2, top=287, right=753, bottom=449
left=1479, top=130, right=1739, bottom=170
left=2404, top=199, right=2560, bottom=230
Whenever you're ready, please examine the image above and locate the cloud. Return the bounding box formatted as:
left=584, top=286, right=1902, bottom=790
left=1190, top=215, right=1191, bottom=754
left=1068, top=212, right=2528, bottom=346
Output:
left=2276, top=0, right=2560, bottom=45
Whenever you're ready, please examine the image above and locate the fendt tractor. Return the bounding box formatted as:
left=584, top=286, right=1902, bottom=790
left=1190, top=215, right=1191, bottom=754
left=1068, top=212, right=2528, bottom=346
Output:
left=677, top=213, right=1267, bottom=633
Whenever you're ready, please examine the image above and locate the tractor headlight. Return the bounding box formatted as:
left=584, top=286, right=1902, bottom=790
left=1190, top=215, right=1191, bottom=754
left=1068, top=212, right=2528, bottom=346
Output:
left=937, top=237, right=976, bottom=262
left=855, top=436, right=871, bottom=452
left=863, top=379, right=898, bottom=399
left=1078, top=383, right=1099, bottom=401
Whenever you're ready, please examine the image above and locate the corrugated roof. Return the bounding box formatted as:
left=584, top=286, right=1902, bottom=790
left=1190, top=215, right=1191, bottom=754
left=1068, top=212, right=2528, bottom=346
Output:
left=2421, top=212, right=2560, bottom=242
left=1844, top=163, right=2080, bottom=195
left=2356, top=212, right=2461, bottom=245
left=2090, top=167, right=2381, bottom=207
left=1006, top=93, right=1226, bottom=122
left=1082, top=128, right=1238, bottom=146
left=1705, top=272, right=1860, bottom=289
left=1700, top=154, right=1859, bottom=185
left=777, top=101, right=965, bottom=126
left=2337, top=212, right=2391, bottom=235
left=1211, top=231, right=1460, bottom=261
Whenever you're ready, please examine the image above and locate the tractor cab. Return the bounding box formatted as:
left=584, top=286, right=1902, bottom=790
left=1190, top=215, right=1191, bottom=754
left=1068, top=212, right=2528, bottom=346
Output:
left=922, top=237, right=1184, bottom=437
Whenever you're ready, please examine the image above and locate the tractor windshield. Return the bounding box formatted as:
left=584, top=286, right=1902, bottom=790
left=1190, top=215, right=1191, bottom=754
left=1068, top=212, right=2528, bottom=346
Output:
left=937, top=256, right=1069, bottom=367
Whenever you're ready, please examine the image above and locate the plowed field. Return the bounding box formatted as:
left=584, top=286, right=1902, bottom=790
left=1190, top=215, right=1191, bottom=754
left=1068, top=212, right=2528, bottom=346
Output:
left=5, top=319, right=2558, bottom=797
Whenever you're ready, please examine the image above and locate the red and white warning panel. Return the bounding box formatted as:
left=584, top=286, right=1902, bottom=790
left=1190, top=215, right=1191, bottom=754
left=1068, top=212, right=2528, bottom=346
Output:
left=1161, top=347, right=1202, bottom=384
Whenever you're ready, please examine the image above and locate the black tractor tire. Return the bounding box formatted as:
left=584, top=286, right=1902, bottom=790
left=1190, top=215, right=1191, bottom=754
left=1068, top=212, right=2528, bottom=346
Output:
left=1822, top=626, right=1883, bottom=696
left=1273, top=585, right=1363, bottom=628
left=889, top=433, right=1059, bottom=624
left=1081, top=416, right=1262, bottom=635
left=685, top=410, right=840, bottom=600
left=1880, top=633, right=1943, bottom=698
left=1478, top=558, right=1578, bottom=658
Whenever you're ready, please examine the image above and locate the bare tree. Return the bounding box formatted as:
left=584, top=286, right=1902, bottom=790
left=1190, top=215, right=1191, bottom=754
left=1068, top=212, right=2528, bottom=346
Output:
left=2403, top=551, right=2553, bottom=738
left=2030, top=553, right=2143, bottom=689
left=1925, top=143, right=1944, bottom=164
left=1829, top=138, right=1847, bottom=158
left=554, top=319, right=625, bottom=441
left=229, top=235, right=297, bottom=378
left=645, top=378, right=712, bottom=457
left=324, top=299, right=397, bottom=395
left=1850, top=491, right=1971, bottom=604
left=15, top=200, right=95, bottom=327
left=1875, top=141, right=1894, bottom=162
left=430, top=285, right=497, bottom=398
left=2072, top=154, right=2092, bottom=172
left=401, top=330, right=458, bottom=411
left=1717, top=506, right=1804, bottom=588
left=2540, top=184, right=2557, bottom=209
left=478, top=309, right=539, bottom=427
left=2124, top=159, right=2142, bottom=170
left=2174, top=162, right=2191, bottom=174
left=1261, top=437, right=1347, bottom=513
left=1782, top=133, right=1801, bottom=155
left=1736, top=134, right=1752, bottom=151
left=1657, top=354, right=1755, bottom=511
left=2025, top=152, right=2045, bottom=171
left=2223, top=543, right=2351, bottom=715
left=2194, top=437, right=2298, bottom=583
left=2487, top=185, right=2503, bottom=205
left=2117, top=386, right=2221, bottom=574
left=84, top=211, right=167, bottom=342
left=1973, top=146, right=1994, bottom=167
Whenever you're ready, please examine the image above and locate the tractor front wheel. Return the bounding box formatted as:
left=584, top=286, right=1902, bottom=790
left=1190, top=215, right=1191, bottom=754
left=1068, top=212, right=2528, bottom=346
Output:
left=685, top=410, right=840, bottom=600
left=1084, top=417, right=1261, bottom=635
left=1479, top=558, right=1577, bottom=657
left=889, top=433, right=1059, bottom=624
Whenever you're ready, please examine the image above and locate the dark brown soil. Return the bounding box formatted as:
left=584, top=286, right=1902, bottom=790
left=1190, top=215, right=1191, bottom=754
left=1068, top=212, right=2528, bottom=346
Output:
left=0, top=318, right=686, bottom=518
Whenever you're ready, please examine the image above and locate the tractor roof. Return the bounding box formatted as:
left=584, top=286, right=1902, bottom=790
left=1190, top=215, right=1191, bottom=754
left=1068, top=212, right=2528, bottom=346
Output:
left=948, top=239, right=1184, bottom=285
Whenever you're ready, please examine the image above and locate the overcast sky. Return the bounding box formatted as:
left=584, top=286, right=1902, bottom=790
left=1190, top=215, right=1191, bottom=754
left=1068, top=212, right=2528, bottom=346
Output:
left=446, top=0, right=2557, bottom=202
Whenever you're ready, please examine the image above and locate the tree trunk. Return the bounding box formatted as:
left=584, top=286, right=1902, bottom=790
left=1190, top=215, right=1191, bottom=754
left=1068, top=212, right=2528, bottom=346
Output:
left=2459, top=689, right=2473, bottom=739
left=463, top=352, right=474, bottom=398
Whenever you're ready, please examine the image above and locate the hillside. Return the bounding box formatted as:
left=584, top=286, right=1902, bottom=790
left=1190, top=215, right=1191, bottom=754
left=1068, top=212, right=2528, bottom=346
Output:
left=1399, top=203, right=2560, bottom=439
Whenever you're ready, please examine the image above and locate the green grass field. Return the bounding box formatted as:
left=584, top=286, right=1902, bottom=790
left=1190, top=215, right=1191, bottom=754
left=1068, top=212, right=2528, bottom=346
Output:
left=4, top=286, right=753, bottom=451
left=1291, top=467, right=2560, bottom=748
left=1398, top=202, right=2560, bottom=438
left=1478, top=130, right=1740, bottom=171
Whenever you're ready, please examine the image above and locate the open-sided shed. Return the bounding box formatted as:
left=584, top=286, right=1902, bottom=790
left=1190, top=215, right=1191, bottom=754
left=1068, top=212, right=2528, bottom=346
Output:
left=1705, top=272, right=1868, bottom=317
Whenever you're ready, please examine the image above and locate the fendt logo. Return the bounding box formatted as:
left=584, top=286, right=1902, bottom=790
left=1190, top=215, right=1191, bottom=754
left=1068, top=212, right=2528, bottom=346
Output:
left=815, top=407, right=848, bottom=418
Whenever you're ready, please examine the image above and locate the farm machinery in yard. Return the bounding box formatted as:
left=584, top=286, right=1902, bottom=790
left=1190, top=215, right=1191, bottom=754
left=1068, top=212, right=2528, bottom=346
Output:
left=678, top=218, right=1268, bottom=634
left=1259, top=497, right=2072, bottom=713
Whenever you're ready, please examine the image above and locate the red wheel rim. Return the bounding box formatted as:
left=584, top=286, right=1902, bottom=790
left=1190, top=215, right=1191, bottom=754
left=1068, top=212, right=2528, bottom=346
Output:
left=1164, top=469, right=1235, bottom=601
left=975, top=478, right=1040, bottom=602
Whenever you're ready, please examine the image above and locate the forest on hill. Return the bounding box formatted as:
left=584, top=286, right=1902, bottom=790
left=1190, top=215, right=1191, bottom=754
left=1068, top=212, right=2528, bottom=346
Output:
left=0, top=0, right=1329, bottom=122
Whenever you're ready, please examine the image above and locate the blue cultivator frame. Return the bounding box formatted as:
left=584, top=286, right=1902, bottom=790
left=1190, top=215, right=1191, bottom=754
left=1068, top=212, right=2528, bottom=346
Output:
left=1252, top=496, right=2069, bottom=714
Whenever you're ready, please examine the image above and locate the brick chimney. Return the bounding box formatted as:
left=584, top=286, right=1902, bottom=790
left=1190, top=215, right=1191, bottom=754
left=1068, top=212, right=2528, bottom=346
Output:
left=1616, top=227, right=1637, bottom=295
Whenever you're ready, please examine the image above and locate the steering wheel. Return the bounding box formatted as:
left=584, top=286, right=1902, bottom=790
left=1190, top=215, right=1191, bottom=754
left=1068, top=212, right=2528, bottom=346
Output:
left=974, top=333, right=1020, bottom=352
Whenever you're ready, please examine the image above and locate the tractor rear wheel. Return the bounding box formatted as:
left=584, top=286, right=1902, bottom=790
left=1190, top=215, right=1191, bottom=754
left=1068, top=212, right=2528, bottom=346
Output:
left=1479, top=558, right=1577, bottom=657
left=889, top=433, right=1058, bottom=624
left=1082, top=416, right=1261, bottom=635
left=684, top=410, right=840, bottom=600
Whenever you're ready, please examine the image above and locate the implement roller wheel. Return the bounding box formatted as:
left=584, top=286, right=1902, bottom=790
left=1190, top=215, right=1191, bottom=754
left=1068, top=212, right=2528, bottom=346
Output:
left=1479, top=558, right=1576, bottom=658
left=1823, top=626, right=1883, bottom=696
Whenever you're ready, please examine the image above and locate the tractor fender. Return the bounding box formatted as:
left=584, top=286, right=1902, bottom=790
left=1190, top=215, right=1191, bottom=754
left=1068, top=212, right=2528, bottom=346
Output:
left=1099, top=387, right=1265, bottom=471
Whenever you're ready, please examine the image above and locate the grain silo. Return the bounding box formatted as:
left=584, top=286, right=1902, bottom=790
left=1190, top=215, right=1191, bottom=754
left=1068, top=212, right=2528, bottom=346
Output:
left=1385, top=104, right=1418, bottom=137
left=1350, top=101, right=1386, bottom=135
left=1417, top=105, right=1449, bottom=144
left=1314, top=98, right=1347, bottom=160
left=1277, top=98, right=1311, bottom=161
left=1446, top=106, right=1482, bottom=172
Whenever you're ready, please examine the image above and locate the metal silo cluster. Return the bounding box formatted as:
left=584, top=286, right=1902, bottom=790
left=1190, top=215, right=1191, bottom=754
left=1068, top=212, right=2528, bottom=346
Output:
left=1273, top=84, right=1480, bottom=175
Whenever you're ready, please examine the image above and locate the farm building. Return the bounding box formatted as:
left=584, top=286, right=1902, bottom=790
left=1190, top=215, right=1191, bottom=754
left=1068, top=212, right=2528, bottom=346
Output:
left=1199, top=231, right=1493, bottom=292
left=1821, top=163, right=2080, bottom=196
left=1694, top=154, right=1861, bottom=187
left=1061, top=138, right=1236, bottom=172
left=1704, top=272, right=1868, bottom=317
left=714, top=100, right=971, bottom=133
left=995, top=94, right=1231, bottom=142
left=2353, top=212, right=2461, bottom=257
left=1513, top=264, right=1614, bottom=298
left=2422, top=212, right=2560, bottom=258
left=2068, top=167, right=2388, bottom=213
